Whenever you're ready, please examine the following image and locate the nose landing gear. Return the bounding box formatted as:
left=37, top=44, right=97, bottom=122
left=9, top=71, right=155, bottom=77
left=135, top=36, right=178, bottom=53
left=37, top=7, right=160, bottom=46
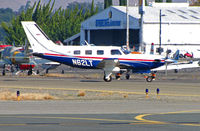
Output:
left=104, top=75, right=112, bottom=82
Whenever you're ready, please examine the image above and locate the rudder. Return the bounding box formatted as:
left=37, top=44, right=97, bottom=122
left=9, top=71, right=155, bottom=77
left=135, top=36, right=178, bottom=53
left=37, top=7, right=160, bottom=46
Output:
left=21, top=21, right=56, bottom=53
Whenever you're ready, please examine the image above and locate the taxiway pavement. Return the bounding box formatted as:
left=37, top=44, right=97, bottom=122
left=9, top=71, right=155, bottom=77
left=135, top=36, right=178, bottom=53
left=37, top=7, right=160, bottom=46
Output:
left=0, top=74, right=199, bottom=130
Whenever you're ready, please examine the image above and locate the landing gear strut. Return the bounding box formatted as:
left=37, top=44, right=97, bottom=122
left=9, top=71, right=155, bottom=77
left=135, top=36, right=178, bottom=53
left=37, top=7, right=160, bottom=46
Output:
left=115, top=73, right=121, bottom=80
left=126, top=74, right=130, bottom=80
left=27, top=66, right=33, bottom=76
left=2, top=64, right=5, bottom=76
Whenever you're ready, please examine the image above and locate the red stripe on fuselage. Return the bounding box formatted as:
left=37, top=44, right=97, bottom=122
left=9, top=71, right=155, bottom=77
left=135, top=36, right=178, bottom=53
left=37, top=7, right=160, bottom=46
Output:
left=43, top=53, right=164, bottom=62
left=44, top=53, right=68, bottom=57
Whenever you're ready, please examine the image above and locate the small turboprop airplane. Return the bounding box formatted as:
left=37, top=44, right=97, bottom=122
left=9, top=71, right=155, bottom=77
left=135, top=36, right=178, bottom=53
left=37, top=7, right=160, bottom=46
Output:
left=0, top=45, right=35, bottom=75
left=0, top=44, right=60, bottom=76
left=22, top=21, right=167, bottom=82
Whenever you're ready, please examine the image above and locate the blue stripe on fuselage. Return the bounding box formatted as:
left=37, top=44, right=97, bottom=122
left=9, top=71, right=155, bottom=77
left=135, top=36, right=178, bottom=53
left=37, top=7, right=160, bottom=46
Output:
left=36, top=54, right=165, bottom=70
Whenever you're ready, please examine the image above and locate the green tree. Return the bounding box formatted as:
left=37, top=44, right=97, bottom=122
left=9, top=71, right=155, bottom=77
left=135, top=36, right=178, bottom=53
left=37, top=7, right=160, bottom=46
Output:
left=166, top=0, right=172, bottom=2
left=104, top=0, right=112, bottom=9
left=119, top=0, right=126, bottom=6
left=155, top=0, right=163, bottom=2
left=1, top=0, right=99, bottom=45
left=18, top=1, right=31, bottom=13
left=191, top=0, right=200, bottom=6
left=145, top=0, right=148, bottom=6
left=0, top=8, right=15, bottom=41
left=1, top=3, right=36, bottom=45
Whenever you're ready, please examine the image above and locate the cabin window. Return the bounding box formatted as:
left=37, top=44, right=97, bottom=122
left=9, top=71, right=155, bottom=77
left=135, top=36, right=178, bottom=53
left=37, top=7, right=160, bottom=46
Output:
left=97, top=50, right=104, bottom=55
left=74, top=50, right=80, bottom=55
left=85, top=50, right=92, bottom=55
left=111, top=49, right=122, bottom=55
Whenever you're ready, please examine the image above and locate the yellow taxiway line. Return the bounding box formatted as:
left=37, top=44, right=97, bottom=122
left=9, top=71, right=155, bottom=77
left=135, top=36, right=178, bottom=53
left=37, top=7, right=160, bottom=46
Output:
left=0, top=115, right=139, bottom=126
left=135, top=110, right=200, bottom=127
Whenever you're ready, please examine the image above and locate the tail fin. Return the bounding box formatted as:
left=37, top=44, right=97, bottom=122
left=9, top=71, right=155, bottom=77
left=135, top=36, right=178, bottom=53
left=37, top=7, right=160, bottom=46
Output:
left=173, top=50, right=179, bottom=60
left=21, top=21, right=56, bottom=53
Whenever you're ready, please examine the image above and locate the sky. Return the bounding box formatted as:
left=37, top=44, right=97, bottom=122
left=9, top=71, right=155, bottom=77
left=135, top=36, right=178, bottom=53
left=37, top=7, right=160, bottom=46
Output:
left=0, top=0, right=193, bottom=11
left=0, top=0, right=105, bottom=11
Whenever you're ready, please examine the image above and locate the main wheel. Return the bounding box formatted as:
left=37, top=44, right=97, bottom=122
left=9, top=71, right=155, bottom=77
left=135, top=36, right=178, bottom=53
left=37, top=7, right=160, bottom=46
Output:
left=126, top=74, right=130, bottom=80
left=46, top=69, right=49, bottom=74
left=2, top=64, right=5, bottom=76
left=146, top=76, right=153, bottom=82
left=174, top=69, right=178, bottom=73
left=28, top=70, right=32, bottom=75
left=104, top=76, right=112, bottom=82
left=11, top=66, right=14, bottom=73
left=2, top=70, right=5, bottom=76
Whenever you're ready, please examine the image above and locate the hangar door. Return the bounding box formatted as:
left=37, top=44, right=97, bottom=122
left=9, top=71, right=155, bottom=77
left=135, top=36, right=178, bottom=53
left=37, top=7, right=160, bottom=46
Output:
left=88, top=29, right=139, bottom=48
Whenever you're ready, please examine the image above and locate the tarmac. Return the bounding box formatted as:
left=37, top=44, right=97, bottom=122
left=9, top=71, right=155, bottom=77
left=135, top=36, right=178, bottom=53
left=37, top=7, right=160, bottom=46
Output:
left=0, top=70, right=199, bottom=130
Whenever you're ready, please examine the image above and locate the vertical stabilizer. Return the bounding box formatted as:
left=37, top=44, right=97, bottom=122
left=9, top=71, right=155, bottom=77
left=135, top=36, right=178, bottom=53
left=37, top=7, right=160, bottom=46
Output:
left=21, top=21, right=56, bottom=53
left=173, top=50, right=179, bottom=60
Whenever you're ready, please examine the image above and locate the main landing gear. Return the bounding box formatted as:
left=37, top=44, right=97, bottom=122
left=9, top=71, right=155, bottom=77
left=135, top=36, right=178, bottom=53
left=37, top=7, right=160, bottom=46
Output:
left=144, top=73, right=156, bottom=82
left=27, top=66, right=33, bottom=76
left=103, top=73, right=130, bottom=82
left=2, top=64, right=5, bottom=76
left=103, top=71, right=156, bottom=82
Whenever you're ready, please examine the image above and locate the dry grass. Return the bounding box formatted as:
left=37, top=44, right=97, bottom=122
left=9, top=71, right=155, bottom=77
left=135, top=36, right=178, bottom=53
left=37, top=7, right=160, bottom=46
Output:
left=44, top=73, right=102, bottom=79
left=123, top=94, right=128, bottom=98
left=97, top=92, right=113, bottom=97
left=77, top=90, right=86, bottom=97
left=0, top=91, right=57, bottom=101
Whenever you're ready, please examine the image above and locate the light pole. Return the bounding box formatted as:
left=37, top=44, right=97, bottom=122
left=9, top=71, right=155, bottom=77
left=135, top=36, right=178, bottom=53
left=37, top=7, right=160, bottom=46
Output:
left=159, top=9, right=162, bottom=55
left=126, top=0, right=130, bottom=51
left=159, top=9, right=166, bottom=55
left=139, top=0, right=145, bottom=52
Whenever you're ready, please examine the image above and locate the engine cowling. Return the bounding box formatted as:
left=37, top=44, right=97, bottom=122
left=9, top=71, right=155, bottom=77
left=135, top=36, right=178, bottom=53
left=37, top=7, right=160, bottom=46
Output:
left=11, top=51, right=30, bottom=64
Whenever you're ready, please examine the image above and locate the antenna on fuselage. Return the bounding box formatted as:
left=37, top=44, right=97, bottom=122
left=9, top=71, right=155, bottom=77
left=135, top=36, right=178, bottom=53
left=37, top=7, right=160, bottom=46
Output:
left=84, top=40, right=91, bottom=46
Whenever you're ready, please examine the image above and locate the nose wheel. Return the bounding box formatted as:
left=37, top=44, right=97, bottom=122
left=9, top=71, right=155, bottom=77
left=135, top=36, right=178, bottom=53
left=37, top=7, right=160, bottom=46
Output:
left=104, top=75, right=112, bottom=82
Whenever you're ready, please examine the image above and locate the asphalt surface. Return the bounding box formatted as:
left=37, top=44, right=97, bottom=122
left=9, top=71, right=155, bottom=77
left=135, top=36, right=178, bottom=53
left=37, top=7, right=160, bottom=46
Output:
left=0, top=113, right=199, bottom=131
left=0, top=72, right=199, bottom=131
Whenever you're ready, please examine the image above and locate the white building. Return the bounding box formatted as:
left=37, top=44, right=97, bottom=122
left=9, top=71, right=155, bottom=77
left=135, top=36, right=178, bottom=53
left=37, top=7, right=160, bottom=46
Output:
left=68, top=3, right=200, bottom=55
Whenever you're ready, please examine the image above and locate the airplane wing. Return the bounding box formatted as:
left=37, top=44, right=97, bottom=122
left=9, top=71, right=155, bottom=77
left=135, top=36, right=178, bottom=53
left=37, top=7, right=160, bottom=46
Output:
left=32, top=57, right=60, bottom=68
left=97, top=59, right=120, bottom=79
left=152, top=61, right=200, bottom=71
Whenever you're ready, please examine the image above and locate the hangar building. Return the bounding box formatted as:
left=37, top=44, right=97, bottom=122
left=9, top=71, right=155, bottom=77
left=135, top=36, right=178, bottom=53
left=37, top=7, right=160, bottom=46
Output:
left=66, top=3, right=200, bottom=54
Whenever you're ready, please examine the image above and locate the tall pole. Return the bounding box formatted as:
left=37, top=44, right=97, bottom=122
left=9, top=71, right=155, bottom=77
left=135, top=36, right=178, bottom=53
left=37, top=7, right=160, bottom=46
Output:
left=126, top=0, right=130, bottom=51
left=159, top=9, right=162, bottom=55
left=139, top=0, right=145, bottom=52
